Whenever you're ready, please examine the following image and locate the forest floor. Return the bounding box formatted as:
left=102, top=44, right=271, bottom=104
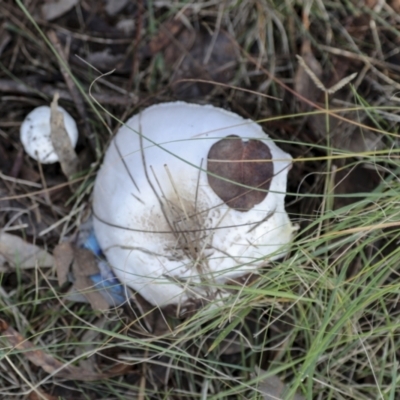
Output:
left=1, top=1, right=400, bottom=399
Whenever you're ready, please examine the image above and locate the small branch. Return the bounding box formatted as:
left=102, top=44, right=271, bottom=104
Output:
left=0, top=78, right=135, bottom=105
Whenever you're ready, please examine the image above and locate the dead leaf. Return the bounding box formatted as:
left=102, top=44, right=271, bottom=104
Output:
left=294, top=40, right=322, bottom=112
left=105, top=0, right=129, bottom=16
left=74, top=317, right=106, bottom=373
left=53, top=242, right=109, bottom=311
left=207, top=135, right=273, bottom=211
left=41, top=0, right=80, bottom=21
left=0, top=319, right=130, bottom=381
left=168, top=29, right=238, bottom=98
left=296, top=45, right=381, bottom=153
left=389, top=0, right=400, bottom=12
left=73, top=248, right=110, bottom=311
left=333, top=164, right=381, bottom=210
left=53, top=242, right=74, bottom=286
left=28, top=391, right=58, bottom=400
left=145, top=12, right=189, bottom=56
left=142, top=12, right=238, bottom=98
left=86, top=49, right=126, bottom=72
left=50, top=93, right=80, bottom=180
left=253, top=370, right=305, bottom=400
left=334, top=125, right=382, bottom=153
left=206, top=329, right=250, bottom=356
left=0, top=231, right=54, bottom=271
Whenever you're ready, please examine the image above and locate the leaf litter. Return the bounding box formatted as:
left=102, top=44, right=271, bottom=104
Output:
left=41, top=0, right=80, bottom=22
left=253, top=369, right=305, bottom=400
left=294, top=7, right=383, bottom=154
left=0, top=231, right=53, bottom=271
left=0, top=318, right=131, bottom=381
left=53, top=242, right=110, bottom=311
left=1, top=0, right=400, bottom=398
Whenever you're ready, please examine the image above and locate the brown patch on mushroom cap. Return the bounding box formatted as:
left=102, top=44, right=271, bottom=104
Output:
left=207, top=135, right=273, bottom=211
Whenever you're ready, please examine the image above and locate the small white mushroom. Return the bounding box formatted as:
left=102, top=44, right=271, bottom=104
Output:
left=20, top=105, right=78, bottom=164
left=93, top=102, right=295, bottom=309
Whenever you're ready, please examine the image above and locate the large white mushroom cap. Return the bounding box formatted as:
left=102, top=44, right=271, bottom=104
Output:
left=93, top=102, right=294, bottom=309
left=20, top=105, right=78, bottom=164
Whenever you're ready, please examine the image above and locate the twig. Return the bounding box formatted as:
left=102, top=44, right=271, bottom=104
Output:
left=0, top=78, right=135, bottom=105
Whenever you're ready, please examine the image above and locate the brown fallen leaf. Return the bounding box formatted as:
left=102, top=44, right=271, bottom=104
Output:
left=0, top=231, right=54, bottom=271
left=295, top=10, right=382, bottom=153
left=333, top=164, right=381, bottom=210
left=0, top=319, right=130, bottom=381
left=53, top=242, right=74, bottom=286
left=53, top=242, right=109, bottom=311
left=73, top=248, right=110, bottom=311
left=253, top=369, right=305, bottom=400
left=144, top=11, right=189, bottom=57
left=389, top=0, right=400, bottom=12
left=50, top=94, right=80, bottom=181
left=205, top=328, right=250, bottom=357
left=86, top=49, right=126, bottom=72
left=105, top=0, right=129, bottom=16
left=141, top=10, right=237, bottom=98
left=28, top=391, right=58, bottom=400
left=0, top=78, right=134, bottom=106
left=294, top=40, right=322, bottom=112
left=41, top=0, right=80, bottom=21
left=167, top=29, right=238, bottom=98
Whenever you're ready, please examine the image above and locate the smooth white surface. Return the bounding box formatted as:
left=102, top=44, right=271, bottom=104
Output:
left=20, top=105, right=78, bottom=163
left=93, top=102, right=294, bottom=308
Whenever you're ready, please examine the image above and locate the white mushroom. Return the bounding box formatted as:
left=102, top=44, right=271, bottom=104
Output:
left=20, top=105, right=78, bottom=164
left=93, top=102, right=294, bottom=309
